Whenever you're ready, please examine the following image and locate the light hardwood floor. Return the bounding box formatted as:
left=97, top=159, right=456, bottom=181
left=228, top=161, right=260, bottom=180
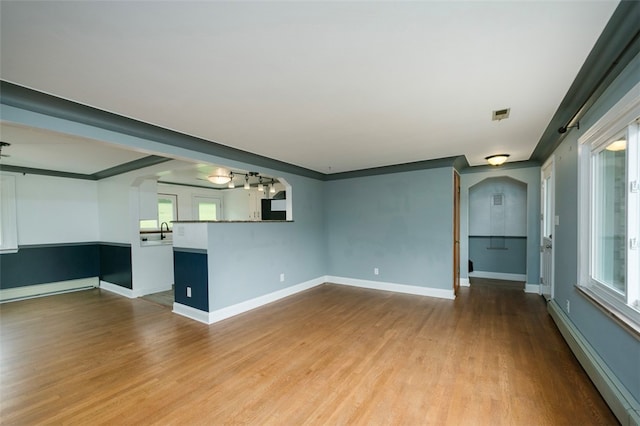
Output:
left=0, top=281, right=617, bottom=425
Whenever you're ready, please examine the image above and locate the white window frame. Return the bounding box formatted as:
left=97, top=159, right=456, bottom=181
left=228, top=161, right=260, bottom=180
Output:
left=0, top=174, right=19, bottom=253
left=192, top=196, right=223, bottom=221
left=578, top=81, right=640, bottom=331
left=139, top=193, right=178, bottom=230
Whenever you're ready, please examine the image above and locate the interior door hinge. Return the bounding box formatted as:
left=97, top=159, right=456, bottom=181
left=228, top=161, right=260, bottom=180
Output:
left=631, top=181, right=639, bottom=193
left=631, top=238, right=638, bottom=250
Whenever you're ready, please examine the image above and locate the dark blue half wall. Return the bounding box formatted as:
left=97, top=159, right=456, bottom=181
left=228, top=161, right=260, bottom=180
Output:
left=0, top=243, right=132, bottom=290
left=173, top=249, right=209, bottom=312
left=99, top=243, right=132, bottom=289
left=0, top=243, right=99, bottom=289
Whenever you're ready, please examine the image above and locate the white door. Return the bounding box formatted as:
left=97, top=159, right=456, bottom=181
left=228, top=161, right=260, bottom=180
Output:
left=193, top=196, right=222, bottom=221
left=540, top=158, right=555, bottom=300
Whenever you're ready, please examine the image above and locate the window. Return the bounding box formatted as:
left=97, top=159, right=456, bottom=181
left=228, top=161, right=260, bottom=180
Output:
left=193, top=196, right=222, bottom=221
left=140, top=194, right=178, bottom=230
left=0, top=174, right=18, bottom=253
left=578, top=82, right=640, bottom=330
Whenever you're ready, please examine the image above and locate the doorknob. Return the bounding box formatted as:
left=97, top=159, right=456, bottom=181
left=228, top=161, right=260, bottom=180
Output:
left=545, top=244, right=552, bottom=249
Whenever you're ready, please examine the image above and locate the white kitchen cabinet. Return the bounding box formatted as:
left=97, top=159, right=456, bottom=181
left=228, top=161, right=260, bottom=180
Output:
left=223, top=189, right=265, bottom=221
left=248, top=191, right=265, bottom=220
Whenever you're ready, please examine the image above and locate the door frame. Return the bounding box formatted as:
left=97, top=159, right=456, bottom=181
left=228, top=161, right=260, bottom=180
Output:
left=453, top=170, right=461, bottom=295
left=540, top=156, right=555, bottom=300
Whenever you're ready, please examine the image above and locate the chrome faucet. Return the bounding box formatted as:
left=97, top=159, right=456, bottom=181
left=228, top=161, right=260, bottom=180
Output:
left=160, top=222, right=170, bottom=240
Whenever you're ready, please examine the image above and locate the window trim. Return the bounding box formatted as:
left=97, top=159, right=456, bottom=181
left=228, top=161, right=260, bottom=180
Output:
left=577, top=81, right=640, bottom=332
left=139, top=193, right=178, bottom=230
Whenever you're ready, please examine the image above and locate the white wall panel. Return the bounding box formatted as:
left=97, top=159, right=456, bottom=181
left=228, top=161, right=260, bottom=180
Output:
left=15, top=173, right=99, bottom=245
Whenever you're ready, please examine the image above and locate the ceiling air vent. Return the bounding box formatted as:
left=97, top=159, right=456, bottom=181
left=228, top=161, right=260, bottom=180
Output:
left=492, top=108, right=510, bottom=121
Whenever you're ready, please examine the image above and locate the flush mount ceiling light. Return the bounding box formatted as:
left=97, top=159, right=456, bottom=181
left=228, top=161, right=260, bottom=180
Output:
left=605, top=138, right=627, bottom=151
left=207, top=167, right=231, bottom=185
left=485, top=154, right=510, bottom=166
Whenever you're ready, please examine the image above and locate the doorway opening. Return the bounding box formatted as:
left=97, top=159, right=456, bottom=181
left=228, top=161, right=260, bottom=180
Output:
left=468, top=176, right=528, bottom=289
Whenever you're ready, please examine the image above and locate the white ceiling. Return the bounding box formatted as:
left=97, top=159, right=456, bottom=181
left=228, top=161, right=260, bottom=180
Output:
left=0, top=122, right=149, bottom=174
left=0, top=1, right=619, bottom=173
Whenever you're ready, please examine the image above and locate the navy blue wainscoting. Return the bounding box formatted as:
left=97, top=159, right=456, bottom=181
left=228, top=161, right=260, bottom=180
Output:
left=173, top=249, right=209, bottom=312
left=0, top=243, right=100, bottom=289
left=99, top=243, right=132, bottom=289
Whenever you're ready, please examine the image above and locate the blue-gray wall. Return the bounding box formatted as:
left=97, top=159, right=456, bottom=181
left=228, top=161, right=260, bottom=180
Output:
left=325, top=167, right=453, bottom=289
left=206, top=176, right=327, bottom=310
left=551, top=52, right=639, bottom=400
left=468, top=236, right=526, bottom=274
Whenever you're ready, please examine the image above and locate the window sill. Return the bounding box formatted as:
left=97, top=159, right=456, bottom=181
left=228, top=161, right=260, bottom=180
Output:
left=576, top=285, right=640, bottom=340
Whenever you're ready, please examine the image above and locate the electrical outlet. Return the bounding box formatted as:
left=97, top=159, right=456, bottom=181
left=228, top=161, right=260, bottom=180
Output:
left=566, top=300, right=570, bottom=313
left=187, top=287, right=192, bottom=298
left=374, top=268, right=379, bottom=275
left=280, top=273, right=285, bottom=282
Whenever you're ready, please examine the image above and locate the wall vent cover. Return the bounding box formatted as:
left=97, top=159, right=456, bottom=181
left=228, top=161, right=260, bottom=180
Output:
left=492, top=108, right=510, bottom=121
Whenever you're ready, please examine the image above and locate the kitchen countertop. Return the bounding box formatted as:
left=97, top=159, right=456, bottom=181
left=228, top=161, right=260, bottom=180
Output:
left=172, top=220, right=293, bottom=223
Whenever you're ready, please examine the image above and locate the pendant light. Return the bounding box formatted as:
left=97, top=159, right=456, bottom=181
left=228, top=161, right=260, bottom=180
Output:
left=244, top=174, right=250, bottom=190
left=257, top=177, right=264, bottom=192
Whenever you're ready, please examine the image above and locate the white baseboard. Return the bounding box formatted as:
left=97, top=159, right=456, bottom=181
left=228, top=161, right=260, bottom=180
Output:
left=327, top=276, right=455, bottom=300
left=524, top=283, right=540, bottom=294
left=173, top=302, right=210, bottom=324
left=460, top=278, right=470, bottom=287
left=176, top=275, right=455, bottom=325
left=207, top=276, right=326, bottom=324
left=99, top=281, right=135, bottom=298
left=469, top=271, right=526, bottom=282
left=548, top=300, right=640, bottom=426
left=0, top=277, right=99, bottom=303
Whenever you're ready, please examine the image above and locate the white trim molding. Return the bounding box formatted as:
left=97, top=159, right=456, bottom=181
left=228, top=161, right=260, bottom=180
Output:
left=173, top=302, right=210, bottom=324
left=0, top=277, right=98, bottom=303
left=548, top=300, right=640, bottom=426
left=460, top=277, right=471, bottom=287
left=99, top=280, right=135, bottom=298
left=469, top=271, right=527, bottom=282
left=207, top=276, right=326, bottom=324
left=524, top=283, right=540, bottom=294
left=175, top=275, right=456, bottom=325
left=327, top=276, right=455, bottom=300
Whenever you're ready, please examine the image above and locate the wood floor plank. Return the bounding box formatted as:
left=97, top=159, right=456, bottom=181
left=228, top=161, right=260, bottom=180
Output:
left=0, top=281, right=618, bottom=425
